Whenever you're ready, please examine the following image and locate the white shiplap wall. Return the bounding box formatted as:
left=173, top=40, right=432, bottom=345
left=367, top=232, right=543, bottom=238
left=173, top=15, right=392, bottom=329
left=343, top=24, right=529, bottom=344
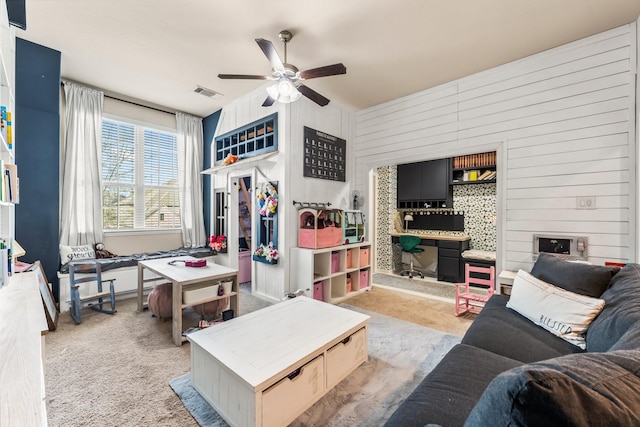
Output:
left=355, top=23, right=638, bottom=273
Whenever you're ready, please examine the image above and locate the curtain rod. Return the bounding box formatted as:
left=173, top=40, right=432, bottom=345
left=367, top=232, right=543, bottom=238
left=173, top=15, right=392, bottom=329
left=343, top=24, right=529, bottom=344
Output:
left=103, top=94, right=176, bottom=116
left=61, top=80, right=177, bottom=116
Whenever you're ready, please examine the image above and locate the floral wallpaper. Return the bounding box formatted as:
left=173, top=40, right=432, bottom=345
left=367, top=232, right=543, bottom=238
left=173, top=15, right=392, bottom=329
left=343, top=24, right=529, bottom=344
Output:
left=452, top=183, right=496, bottom=251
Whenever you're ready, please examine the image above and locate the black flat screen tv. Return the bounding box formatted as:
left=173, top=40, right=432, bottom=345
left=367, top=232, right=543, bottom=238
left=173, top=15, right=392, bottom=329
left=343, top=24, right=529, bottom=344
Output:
left=7, top=0, right=26, bottom=30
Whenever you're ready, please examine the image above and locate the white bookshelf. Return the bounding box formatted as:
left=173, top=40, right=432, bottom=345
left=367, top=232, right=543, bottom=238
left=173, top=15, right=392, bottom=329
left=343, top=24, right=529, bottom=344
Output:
left=0, top=0, right=14, bottom=287
left=291, top=241, right=372, bottom=304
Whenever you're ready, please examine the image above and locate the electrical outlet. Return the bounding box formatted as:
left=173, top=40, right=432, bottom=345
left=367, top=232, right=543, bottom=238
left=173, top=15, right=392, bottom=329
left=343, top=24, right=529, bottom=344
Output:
left=576, top=196, right=596, bottom=210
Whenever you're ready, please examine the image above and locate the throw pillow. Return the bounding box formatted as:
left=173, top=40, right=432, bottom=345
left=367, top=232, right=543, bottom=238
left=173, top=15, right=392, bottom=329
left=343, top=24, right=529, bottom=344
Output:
left=530, top=252, right=620, bottom=298
left=507, top=269, right=605, bottom=349
left=464, top=350, right=640, bottom=427
left=59, top=244, right=96, bottom=265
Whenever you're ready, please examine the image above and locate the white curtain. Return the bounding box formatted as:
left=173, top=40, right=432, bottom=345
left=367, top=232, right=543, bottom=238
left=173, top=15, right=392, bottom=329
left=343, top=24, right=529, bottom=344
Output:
left=60, top=82, right=104, bottom=246
left=177, top=112, right=207, bottom=247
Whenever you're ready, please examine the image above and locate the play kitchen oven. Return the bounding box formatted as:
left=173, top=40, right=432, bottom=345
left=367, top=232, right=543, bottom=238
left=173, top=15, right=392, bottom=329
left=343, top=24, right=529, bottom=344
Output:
left=533, top=234, right=588, bottom=261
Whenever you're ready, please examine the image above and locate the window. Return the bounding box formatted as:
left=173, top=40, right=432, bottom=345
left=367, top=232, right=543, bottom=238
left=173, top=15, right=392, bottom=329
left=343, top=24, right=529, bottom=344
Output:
left=101, top=118, right=180, bottom=230
left=213, top=189, right=226, bottom=237
left=215, top=113, right=277, bottom=163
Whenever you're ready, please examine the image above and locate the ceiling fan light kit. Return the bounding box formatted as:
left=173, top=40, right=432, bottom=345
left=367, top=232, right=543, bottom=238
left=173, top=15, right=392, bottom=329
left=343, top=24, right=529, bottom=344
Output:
left=218, top=30, right=346, bottom=107
left=266, top=78, right=301, bottom=104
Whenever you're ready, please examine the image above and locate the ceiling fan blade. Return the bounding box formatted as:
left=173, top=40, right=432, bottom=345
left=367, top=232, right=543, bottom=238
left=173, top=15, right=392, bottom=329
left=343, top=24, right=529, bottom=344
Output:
left=262, top=95, right=276, bottom=107
left=255, top=38, right=284, bottom=71
left=218, top=74, right=268, bottom=80
left=297, top=84, right=330, bottom=107
left=300, top=63, right=347, bottom=80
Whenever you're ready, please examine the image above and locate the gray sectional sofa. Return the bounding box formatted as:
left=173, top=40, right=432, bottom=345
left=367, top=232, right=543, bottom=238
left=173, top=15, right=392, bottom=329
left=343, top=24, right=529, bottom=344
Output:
left=384, top=253, right=640, bottom=426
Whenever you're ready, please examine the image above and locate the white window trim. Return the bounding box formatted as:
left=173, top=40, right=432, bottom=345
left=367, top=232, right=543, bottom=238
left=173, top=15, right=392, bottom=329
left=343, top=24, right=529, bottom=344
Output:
left=102, top=115, right=180, bottom=232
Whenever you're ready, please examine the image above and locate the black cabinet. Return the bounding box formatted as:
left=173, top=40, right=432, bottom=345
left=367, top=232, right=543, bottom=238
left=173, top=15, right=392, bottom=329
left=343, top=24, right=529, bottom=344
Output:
left=397, top=158, right=450, bottom=208
left=421, top=158, right=449, bottom=200
left=437, top=239, right=470, bottom=283
left=397, top=162, right=422, bottom=201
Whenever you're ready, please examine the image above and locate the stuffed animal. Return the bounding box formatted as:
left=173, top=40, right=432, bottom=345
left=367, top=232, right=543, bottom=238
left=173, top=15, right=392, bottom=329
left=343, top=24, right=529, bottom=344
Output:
left=94, top=242, right=117, bottom=259
left=223, top=153, right=239, bottom=165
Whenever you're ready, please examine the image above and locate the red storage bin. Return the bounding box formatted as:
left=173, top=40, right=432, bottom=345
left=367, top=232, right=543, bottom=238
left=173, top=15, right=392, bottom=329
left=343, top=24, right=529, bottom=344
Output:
left=331, top=251, right=340, bottom=273
left=360, top=248, right=370, bottom=267
left=360, top=269, right=369, bottom=289
left=346, top=250, right=353, bottom=269
left=346, top=276, right=352, bottom=293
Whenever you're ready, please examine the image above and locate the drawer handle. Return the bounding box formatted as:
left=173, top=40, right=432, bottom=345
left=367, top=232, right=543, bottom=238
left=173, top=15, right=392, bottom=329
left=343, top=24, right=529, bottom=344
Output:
left=341, top=336, right=352, bottom=345
left=287, top=368, right=302, bottom=380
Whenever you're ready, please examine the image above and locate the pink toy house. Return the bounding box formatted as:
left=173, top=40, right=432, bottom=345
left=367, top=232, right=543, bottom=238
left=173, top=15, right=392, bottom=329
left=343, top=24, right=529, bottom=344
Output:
left=298, top=208, right=343, bottom=249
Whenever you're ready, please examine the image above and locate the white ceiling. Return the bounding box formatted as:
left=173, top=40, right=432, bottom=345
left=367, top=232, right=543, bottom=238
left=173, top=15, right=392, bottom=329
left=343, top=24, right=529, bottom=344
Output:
left=16, top=0, right=640, bottom=118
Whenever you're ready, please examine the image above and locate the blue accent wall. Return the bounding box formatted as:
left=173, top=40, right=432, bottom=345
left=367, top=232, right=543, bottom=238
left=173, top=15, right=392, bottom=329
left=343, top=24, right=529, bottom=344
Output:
left=202, top=109, right=221, bottom=236
left=15, top=38, right=61, bottom=300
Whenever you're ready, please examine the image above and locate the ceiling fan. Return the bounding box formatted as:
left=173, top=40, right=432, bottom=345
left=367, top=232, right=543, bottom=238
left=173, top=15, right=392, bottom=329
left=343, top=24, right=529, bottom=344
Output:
left=218, top=30, right=346, bottom=107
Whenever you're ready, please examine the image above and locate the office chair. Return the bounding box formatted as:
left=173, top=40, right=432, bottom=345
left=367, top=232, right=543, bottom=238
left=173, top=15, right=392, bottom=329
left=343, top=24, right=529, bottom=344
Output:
left=69, top=260, right=117, bottom=324
left=399, top=235, right=424, bottom=279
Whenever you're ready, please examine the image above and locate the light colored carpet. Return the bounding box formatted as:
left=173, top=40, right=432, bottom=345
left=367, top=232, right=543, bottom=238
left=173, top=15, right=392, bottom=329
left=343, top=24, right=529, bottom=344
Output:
left=169, top=304, right=461, bottom=426
left=44, top=288, right=471, bottom=426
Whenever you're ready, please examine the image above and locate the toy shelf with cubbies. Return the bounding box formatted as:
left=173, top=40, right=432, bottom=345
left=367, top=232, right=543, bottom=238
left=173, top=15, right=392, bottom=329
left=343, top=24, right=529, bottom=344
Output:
left=290, top=242, right=371, bottom=304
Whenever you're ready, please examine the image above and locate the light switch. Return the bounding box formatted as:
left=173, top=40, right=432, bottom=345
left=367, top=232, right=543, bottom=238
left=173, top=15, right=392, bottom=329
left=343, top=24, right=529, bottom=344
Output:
left=576, top=196, right=596, bottom=210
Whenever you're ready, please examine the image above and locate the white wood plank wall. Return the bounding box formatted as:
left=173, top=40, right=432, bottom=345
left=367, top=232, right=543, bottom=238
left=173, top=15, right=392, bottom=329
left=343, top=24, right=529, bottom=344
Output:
left=355, top=24, right=637, bottom=271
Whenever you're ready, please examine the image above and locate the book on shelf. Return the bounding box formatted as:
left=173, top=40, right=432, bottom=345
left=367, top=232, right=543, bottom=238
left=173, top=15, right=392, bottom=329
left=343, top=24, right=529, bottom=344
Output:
left=485, top=171, right=497, bottom=180
left=478, top=170, right=493, bottom=180
left=1, top=163, right=18, bottom=203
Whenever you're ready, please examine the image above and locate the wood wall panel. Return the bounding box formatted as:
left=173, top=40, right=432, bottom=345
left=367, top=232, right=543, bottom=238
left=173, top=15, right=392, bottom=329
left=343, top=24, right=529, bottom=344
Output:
left=355, top=23, right=637, bottom=273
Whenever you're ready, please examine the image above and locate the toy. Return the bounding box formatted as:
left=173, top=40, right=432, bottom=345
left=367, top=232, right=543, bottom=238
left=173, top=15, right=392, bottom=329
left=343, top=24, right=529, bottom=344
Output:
left=342, top=210, right=366, bottom=244
left=222, top=153, right=239, bottom=165
left=298, top=208, right=343, bottom=249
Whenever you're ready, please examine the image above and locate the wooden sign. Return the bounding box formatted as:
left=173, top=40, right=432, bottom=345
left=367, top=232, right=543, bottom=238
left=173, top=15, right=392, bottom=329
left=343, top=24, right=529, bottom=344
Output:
left=303, top=126, right=346, bottom=182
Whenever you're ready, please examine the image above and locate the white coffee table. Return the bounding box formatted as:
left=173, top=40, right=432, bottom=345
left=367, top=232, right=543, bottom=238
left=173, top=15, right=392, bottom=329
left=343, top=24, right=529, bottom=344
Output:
left=136, top=256, right=238, bottom=346
left=188, top=296, right=370, bottom=427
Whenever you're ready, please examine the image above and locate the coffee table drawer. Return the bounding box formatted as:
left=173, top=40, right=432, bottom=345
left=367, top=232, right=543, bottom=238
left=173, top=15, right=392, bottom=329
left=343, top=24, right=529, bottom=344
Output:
left=326, top=327, right=367, bottom=389
left=262, top=355, right=325, bottom=427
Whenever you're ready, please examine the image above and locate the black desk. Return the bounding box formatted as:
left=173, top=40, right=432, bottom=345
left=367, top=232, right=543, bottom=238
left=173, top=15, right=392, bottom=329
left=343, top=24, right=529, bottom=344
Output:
left=392, top=234, right=470, bottom=283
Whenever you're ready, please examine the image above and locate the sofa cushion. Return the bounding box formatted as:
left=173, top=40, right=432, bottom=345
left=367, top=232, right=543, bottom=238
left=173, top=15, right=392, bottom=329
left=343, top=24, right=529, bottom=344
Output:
left=507, top=270, right=605, bottom=349
left=59, top=246, right=215, bottom=274
left=461, top=295, right=584, bottom=363
left=464, top=350, right=640, bottom=427
left=530, top=252, right=619, bottom=298
left=383, top=344, right=522, bottom=427
left=587, top=263, right=640, bottom=352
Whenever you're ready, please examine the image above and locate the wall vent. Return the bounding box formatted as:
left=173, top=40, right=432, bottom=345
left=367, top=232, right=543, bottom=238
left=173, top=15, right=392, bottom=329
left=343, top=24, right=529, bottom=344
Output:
left=193, top=85, right=223, bottom=99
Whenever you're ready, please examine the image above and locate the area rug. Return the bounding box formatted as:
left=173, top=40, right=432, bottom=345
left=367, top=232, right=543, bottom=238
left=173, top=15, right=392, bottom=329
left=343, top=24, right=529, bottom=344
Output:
left=169, top=304, right=461, bottom=426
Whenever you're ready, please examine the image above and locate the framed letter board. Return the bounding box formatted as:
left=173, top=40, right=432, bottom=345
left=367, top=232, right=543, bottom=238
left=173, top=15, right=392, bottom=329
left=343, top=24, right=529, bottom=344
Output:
left=303, top=126, right=346, bottom=182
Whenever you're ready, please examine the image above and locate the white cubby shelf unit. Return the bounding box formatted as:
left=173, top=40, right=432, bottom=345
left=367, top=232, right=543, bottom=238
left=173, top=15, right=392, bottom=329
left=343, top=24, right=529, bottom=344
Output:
left=291, top=242, right=372, bottom=304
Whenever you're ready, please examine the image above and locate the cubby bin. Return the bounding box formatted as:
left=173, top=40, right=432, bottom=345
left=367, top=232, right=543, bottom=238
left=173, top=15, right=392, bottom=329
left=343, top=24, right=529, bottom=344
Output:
left=313, top=282, right=323, bottom=301
left=291, top=242, right=372, bottom=304
left=360, top=248, right=370, bottom=267
left=359, top=269, right=370, bottom=289
left=331, top=251, right=340, bottom=273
